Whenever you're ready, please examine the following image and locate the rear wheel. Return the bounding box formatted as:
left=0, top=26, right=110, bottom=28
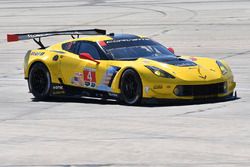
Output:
left=120, top=69, right=142, bottom=105
left=28, top=63, right=52, bottom=99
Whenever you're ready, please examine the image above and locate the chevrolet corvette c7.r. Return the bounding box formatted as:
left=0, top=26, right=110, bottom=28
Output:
left=7, top=29, right=236, bottom=105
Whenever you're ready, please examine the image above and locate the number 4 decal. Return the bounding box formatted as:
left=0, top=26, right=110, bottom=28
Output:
left=87, top=71, right=92, bottom=81
left=83, top=68, right=96, bottom=88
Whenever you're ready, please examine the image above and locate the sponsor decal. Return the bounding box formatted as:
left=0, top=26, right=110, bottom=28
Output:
left=52, top=91, right=65, bottom=95
left=108, top=92, right=118, bottom=97
left=83, top=67, right=96, bottom=88
left=189, top=57, right=197, bottom=61
left=71, top=72, right=84, bottom=86
left=71, top=68, right=97, bottom=88
left=106, top=38, right=150, bottom=44
left=53, top=85, right=63, bottom=90
left=51, top=50, right=65, bottom=54
left=145, top=86, right=150, bottom=93
left=52, top=84, right=65, bottom=95
left=97, top=66, right=120, bottom=91
left=30, top=51, right=45, bottom=56
left=27, top=33, right=51, bottom=38
left=98, top=41, right=107, bottom=47
left=153, top=84, right=163, bottom=89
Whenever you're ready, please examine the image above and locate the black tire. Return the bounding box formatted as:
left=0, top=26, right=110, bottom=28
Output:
left=28, top=63, right=52, bottom=99
left=120, top=69, right=142, bottom=105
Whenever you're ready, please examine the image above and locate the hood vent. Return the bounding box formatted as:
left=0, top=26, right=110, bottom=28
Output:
left=147, top=55, right=197, bottom=67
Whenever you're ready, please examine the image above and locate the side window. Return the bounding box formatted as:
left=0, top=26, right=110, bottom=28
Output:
left=62, top=41, right=78, bottom=54
left=77, top=42, right=101, bottom=60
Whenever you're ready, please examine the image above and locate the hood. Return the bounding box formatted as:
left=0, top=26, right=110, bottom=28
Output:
left=146, top=55, right=197, bottom=67
left=139, top=55, right=223, bottom=82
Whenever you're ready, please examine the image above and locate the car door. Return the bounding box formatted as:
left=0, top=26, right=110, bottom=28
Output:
left=60, top=41, right=107, bottom=90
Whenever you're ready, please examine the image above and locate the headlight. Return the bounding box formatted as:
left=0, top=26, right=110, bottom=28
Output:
left=145, top=65, right=175, bottom=78
left=216, top=60, right=228, bottom=75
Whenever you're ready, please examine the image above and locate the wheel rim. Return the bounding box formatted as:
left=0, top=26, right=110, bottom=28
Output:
left=30, top=68, right=48, bottom=94
left=122, top=74, right=139, bottom=102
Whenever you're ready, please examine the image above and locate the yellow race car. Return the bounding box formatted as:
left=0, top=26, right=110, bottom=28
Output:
left=7, top=29, right=236, bottom=105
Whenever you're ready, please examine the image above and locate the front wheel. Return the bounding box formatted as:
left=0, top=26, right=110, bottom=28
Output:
left=120, top=69, right=142, bottom=105
left=28, top=63, right=52, bottom=99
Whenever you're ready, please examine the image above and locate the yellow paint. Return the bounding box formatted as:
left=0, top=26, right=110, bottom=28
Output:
left=24, top=35, right=236, bottom=100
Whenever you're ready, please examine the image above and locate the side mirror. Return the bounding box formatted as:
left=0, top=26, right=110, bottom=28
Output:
left=79, top=52, right=100, bottom=64
left=168, top=47, right=175, bottom=54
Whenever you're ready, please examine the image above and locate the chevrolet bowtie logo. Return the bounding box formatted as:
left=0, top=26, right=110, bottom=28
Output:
left=198, top=66, right=207, bottom=79
left=199, top=75, right=207, bottom=79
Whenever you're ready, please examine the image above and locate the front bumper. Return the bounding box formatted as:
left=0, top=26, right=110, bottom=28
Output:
left=142, top=91, right=237, bottom=105
left=143, top=78, right=236, bottom=100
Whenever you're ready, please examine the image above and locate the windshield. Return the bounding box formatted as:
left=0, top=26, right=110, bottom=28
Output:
left=100, top=38, right=174, bottom=60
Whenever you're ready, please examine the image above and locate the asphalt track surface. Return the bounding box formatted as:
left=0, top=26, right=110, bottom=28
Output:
left=1, top=0, right=250, bottom=166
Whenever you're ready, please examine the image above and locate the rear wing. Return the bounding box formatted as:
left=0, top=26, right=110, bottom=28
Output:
left=7, top=29, right=106, bottom=48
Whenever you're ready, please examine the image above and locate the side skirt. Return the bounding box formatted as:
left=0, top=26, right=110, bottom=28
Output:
left=51, top=83, right=119, bottom=100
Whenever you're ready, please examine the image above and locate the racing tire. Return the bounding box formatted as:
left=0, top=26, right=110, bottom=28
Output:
left=28, top=62, right=52, bottom=100
left=120, top=69, right=142, bottom=105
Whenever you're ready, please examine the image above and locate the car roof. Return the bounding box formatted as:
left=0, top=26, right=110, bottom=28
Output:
left=48, top=34, right=145, bottom=50
left=70, top=34, right=144, bottom=42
